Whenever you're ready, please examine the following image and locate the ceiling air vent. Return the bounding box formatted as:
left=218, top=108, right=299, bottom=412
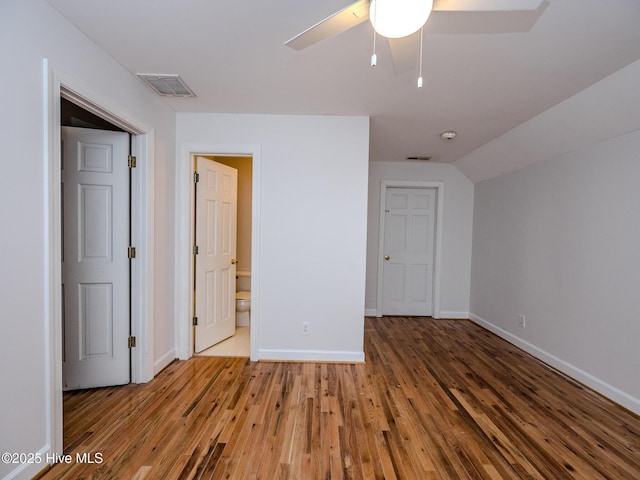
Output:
left=406, top=156, right=432, bottom=161
left=137, top=74, right=196, bottom=97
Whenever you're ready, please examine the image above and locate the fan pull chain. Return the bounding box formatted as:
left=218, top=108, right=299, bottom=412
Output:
left=371, top=0, right=378, bottom=66
left=417, top=27, right=424, bottom=87
left=371, top=35, right=377, bottom=66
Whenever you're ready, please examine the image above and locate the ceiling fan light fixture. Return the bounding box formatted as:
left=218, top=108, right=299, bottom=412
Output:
left=370, top=0, right=433, bottom=39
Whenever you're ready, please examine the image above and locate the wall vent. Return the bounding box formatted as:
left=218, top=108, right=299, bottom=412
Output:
left=136, top=74, right=196, bottom=97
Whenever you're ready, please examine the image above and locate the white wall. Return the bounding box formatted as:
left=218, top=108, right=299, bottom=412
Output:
left=176, top=113, right=370, bottom=361
left=469, top=60, right=640, bottom=414
left=0, top=1, right=175, bottom=479
left=365, top=161, right=474, bottom=317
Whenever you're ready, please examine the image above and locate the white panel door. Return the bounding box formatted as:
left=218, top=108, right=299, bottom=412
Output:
left=382, top=187, right=437, bottom=316
left=61, top=126, right=130, bottom=390
left=194, top=157, right=237, bottom=353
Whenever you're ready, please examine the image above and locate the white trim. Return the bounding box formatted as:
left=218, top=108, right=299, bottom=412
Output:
left=364, top=309, right=378, bottom=317
left=258, top=349, right=365, bottom=363
left=44, top=60, right=155, bottom=459
left=175, top=143, right=262, bottom=362
left=60, top=89, right=146, bottom=135
left=469, top=313, right=640, bottom=416
left=440, top=311, right=469, bottom=319
left=129, top=132, right=155, bottom=384
left=154, top=348, right=177, bottom=375
left=376, top=181, right=444, bottom=318
left=2, top=444, right=51, bottom=480
left=44, top=58, right=64, bottom=460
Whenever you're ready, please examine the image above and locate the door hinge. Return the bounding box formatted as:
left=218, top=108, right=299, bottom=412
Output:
left=128, top=246, right=136, bottom=259
left=192, top=317, right=198, bottom=326
left=128, top=336, right=136, bottom=348
left=194, top=171, right=200, bottom=183
left=128, top=155, right=137, bottom=168
left=193, top=245, right=199, bottom=255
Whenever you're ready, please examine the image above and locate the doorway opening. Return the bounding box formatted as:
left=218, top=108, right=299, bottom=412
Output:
left=46, top=62, right=155, bottom=455
left=193, top=155, right=252, bottom=357
left=175, top=145, right=261, bottom=362
left=61, top=99, right=132, bottom=389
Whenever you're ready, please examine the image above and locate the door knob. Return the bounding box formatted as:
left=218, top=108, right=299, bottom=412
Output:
left=384, top=255, right=390, bottom=261
left=231, top=258, right=238, bottom=264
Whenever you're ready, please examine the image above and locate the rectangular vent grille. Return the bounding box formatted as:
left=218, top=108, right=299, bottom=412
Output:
left=137, top=74, right=196, bottom=97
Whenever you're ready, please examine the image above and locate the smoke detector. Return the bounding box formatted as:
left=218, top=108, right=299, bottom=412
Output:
left=440, top=130, right=457, bottom=140
left=137, top=74, right=196, bottom=97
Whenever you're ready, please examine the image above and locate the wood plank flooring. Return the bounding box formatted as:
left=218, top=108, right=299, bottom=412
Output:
left=40, top=317, right=640, bottom=479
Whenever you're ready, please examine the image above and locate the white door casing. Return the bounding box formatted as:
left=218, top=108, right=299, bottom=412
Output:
left=46, top=64, right=155, bottom=466
left=378, top=183, right=443, bottom=317
left=61, top=126, right=130, bottom=389
left=194, top=156, right=238, bottom=352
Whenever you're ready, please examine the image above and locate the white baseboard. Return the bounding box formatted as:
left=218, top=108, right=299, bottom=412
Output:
left=364, top=310, right=469, bottom=318
left=2, top=444, right=50, bottom=480
left=153, top=348, right=176, bottom=376
left=469, top=313, right=640, bottom=416
left=439, top=311, right=469, bottom=319
left=258, top=349, right=365, bottom=363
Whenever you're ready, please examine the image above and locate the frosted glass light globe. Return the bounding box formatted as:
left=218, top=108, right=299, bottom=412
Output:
left=370, top=0, right=433, bottom=39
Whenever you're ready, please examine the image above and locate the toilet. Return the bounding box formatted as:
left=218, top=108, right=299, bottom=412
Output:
left=235, top=271, right=251, bottom=326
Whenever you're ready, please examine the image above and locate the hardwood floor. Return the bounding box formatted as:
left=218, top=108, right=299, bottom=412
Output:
left=40, top=317, right=640, bottom=479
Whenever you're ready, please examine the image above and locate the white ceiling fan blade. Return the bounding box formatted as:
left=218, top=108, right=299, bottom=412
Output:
left=433, top=0, right=545, bottom=12
left=426, top=1, right=549, bottom=34
left=284, top=0, right=370, bottom=50
left=386, top=0, right=549, bottom=76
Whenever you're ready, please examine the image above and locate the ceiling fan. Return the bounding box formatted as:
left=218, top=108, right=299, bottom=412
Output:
left=285, top=0, right=548, bottom=75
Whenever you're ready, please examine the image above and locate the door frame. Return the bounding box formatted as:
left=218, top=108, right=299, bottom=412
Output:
left=376, top=180, right=444, bottom=318
left=45, top=61, right=155, bottom=454
left=176, top=143, right=261, bottom=361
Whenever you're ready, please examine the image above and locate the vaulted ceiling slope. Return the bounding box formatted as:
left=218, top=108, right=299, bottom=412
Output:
left=45, top=0, right=640, bottom=181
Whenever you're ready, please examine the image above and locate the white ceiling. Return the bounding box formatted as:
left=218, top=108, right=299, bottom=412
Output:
left=45, top=0, right=640, bottom=168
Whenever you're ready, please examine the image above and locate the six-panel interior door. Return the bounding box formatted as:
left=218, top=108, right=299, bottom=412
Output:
left=61, top=126, right=130, bottom=390
left=382, top=187, right=437, bottom=316
left=194, top=156, right=238, bottom=353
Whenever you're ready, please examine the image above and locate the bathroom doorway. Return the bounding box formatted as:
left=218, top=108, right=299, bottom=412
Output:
left=195, top=155, right=253, bottom=357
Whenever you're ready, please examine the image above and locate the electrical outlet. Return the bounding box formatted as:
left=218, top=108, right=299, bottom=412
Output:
left=518, top=314, right=526, bottom=328
left=302, top=322, right=310, bottom=335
